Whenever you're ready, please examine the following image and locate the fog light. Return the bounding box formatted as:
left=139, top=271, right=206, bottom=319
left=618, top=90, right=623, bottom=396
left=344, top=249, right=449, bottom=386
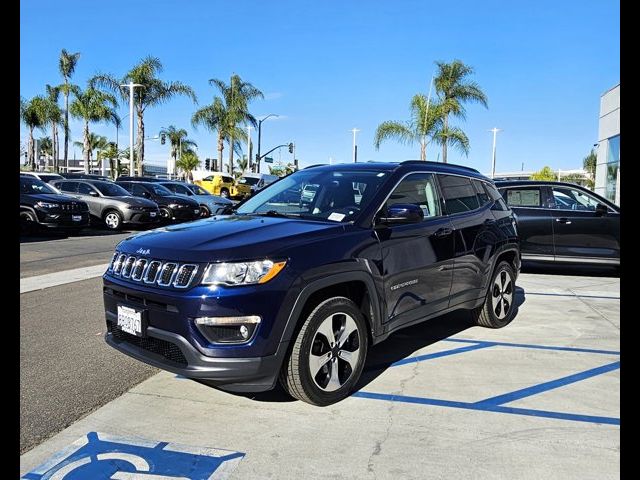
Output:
left=194, top=315, right=261, bottom=344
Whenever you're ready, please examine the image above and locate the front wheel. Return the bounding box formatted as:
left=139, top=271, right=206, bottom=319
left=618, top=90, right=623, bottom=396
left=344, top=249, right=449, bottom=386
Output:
left=472, top=261, right=516, bottom=328
left=103, top=210, right=122, bottom=230
left=199, top=205, right=211, bottom=218
left=220, top=188, right=230, bottom=199
left=280, top=296, right=368, bottom=406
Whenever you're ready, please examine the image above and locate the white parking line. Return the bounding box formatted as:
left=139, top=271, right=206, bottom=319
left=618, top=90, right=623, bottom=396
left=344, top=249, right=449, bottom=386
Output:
left=20, top=264, right=109, bottom=294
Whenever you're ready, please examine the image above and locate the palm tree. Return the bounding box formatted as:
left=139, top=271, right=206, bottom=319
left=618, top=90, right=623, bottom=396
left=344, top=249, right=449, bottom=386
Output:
left=20, top=96, right=48, bottom=170
left=159, top=126, right=197, bottom=174
left=73, top=133, right=109, bottom=170
left=236, top=155, right=249, bottom=175
left=175, top=150, right=201, bottom=182
left=192, top=97, right=230, bottom=172
left=38, top=137, right=53, bottom=164
left=91, top=56, right=197, bottom=176
left=374, top=94, right=444, bottom=160
left=97, top=142, right=119, bottom=179
left=59, top=49, right=81, bottom=168
left=434, top=60, right=488, bottom=163
left=69, top=86, right=119, bottom=173
left=44, top=85, right=62, bottom=172
left=209, top=74, right=263, bottom=173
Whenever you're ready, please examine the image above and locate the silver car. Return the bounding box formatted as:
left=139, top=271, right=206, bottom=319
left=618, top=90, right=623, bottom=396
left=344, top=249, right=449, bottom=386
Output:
left=51, top=179, right=160, bottom=230
left=158, top=181, right=234, bottom=217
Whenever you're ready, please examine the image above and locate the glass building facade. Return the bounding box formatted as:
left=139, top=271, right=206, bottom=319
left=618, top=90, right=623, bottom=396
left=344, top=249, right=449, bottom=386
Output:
left=595, top=84, right=620, bottom=205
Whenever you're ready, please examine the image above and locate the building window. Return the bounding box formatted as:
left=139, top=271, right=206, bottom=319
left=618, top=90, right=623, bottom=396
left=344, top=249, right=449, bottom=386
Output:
left=605, top=135, right=620, bottom=203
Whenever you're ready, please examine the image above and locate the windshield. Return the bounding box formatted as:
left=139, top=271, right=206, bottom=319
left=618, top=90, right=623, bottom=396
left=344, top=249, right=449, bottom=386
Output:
left=94, top=182, right=131, bottom=197
left=150, top=184, right=174, bottom=196
left=239, top=176, right=259, bottom=185
left=190, top=184, right=210, bottom=195
left=21, top=176, right=58, bottom=195
left=38, top=174, right=63, bottom=183
left=236, top=169, right=389, bottom=222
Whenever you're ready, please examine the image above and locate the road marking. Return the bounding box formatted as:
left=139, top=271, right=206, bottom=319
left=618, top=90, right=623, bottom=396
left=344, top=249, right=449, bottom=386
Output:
left=20, top=263, right=109, bottom=294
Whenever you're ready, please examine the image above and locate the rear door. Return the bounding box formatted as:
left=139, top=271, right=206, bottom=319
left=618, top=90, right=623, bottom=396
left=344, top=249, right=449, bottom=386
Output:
left=438, top=175, right=494, bottom=306
left=500, top=185, right=554, bottom=261
left=76, top=182, right=101, bottom=217
left=549, top=185, right=620, bottom=263
left=380, top=172, right=455, bottom=326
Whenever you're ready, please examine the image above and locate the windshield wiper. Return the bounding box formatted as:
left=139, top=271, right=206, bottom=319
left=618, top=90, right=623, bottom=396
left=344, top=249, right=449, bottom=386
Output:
left=253, top=210, right=301, bottom=218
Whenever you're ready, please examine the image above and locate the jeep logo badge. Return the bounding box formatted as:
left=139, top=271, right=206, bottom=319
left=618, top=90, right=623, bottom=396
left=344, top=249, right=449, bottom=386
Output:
left=136, top=248, right=151, bottom=255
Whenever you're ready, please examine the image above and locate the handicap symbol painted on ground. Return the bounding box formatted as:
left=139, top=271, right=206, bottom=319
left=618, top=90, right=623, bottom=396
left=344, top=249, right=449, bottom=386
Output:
left=22, top=432, right=245, bottom=480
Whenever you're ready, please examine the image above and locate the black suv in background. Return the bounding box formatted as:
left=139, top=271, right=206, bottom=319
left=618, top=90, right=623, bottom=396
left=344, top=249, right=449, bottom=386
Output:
left=20, top=175, right=90, bottom=234
left=116, top=181, right=200, bottom=222
left=104, top=161, right=520, bottom=406
left=52, top=179, right=160, bottom=230
left=496, top=180, right=619, bottom=266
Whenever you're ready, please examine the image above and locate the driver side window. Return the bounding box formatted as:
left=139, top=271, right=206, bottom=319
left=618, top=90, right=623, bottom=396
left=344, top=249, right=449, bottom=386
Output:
left=386, top=173, right=441, bottom=219
left=552, top=187, right=600, bottom=211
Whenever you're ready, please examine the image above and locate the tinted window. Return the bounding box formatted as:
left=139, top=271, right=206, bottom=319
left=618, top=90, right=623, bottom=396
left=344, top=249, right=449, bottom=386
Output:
left=387, top=173, right=441, bottom=219
left=170, top=183, right=191, bottom=195
left=78, top=183, right=96, bottom=195
left=472, top=180, right=491, bottom=206
left=439, top=175, right=480, bottom=214
left=190, top=184, right=209, bottom=195
left=38, top=174, right=63, bottom=183
left=150, top=184, right=173, bottom=196
left=506, top=187, right=541, bottom=207
left=20, top=176, right=58, bottom=195
left=552, top=187, right=600, bottom=211
left=95, top=182, right=130, bottom=196
left=222, top=176, right=234, bottom=183
left=239, top=176, right=259, bottom=185
left=202, top=176, right=214, bottom=182
left=56, top=181, right=78, bottom=193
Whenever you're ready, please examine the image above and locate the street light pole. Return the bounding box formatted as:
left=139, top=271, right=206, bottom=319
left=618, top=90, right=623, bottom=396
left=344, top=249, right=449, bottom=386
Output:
left=351, top=128, right=360, bottom=163
left=256, top=114, right=279, bottom=173
left=120, top=82, right=144, bottom=176
left=246, top=125, right=252, bottom=171
left=489, top=127, right=502, bottom=179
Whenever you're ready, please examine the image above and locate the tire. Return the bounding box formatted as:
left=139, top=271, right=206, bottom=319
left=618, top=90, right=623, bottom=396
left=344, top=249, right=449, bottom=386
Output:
left=279, top=296, right=368, bottom=406
left=199, top=205, right=211, bottom=218
left=220, top=188, right=230, bottom=199
left=103, top=210, right=123, bottom=230
left=159, top=207, right=172, bottom=221
left=472, top=261, right=516, bottom=328
left=20, top=210, right=37, bottom=235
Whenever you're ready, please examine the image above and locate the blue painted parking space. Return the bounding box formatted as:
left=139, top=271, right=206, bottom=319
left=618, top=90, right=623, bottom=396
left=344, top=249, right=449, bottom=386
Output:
left=355, top=338, right=620, bottom=426
left=22, top=432, right=244, bottom=480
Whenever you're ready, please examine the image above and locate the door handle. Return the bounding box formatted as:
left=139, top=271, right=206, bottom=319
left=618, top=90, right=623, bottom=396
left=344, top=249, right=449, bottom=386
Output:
left=555, top=218, right=572, bottom=224
left=434, top=227, right=453, bottom=237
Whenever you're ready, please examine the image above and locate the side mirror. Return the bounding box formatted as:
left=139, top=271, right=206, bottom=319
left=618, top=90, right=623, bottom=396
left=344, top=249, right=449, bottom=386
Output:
left=141, top=191, right=151, bottom=198
left=376, top=203, right=424, bottom=225
left=595, top=203, right=608, bottom=216
left=89, top=190, right=99, bottom=197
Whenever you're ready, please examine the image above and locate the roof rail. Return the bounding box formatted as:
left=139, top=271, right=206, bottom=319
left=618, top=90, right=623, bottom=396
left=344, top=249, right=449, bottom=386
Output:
left=400, top=160, right=480, bottom=174
left=303, top=164, right=328, bottom=169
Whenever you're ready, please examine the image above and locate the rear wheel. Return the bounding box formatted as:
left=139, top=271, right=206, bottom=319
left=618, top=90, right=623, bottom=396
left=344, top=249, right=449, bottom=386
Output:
left=472, top=261, right=516, bottom=328
left=280, top=296, right=368, bottom=406
left=159, top=207, right=172, bottom=221
left=103, top=210, right=122, bottom=230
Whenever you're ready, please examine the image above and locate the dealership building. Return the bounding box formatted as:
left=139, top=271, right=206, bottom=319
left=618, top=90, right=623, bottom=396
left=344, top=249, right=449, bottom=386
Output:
left=595, top=84, right=620, bottom=205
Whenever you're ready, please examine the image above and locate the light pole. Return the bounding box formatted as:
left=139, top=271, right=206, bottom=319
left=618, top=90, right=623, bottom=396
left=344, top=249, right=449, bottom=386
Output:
left=351, top=128, right=360, bottom=163
left=489, top=127, right=502, bottom=179
left=256, top=114, right=279, bottom=173
left=421, top=73, right=434, bottom=161
left=120, top=82, right=144, bottom=176
left=246, top=124, right=252, bottom=171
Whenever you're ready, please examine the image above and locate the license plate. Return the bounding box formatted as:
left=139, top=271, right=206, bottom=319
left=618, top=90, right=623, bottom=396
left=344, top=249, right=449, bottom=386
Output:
left=117, top=305, right=145, bottom=337
left=72, top=215, right=82, bottom=222
left=150, top=212, right=157, bottom=217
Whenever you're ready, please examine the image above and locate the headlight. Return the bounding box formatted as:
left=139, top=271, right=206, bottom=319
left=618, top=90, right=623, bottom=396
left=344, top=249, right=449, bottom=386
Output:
left=126, top=205, right=144, bottom=210
left=35, top=201, right=59, bottom=209
left=201, top=260, right=286, bottom=286
left=168, top=203, right=179, bottom=209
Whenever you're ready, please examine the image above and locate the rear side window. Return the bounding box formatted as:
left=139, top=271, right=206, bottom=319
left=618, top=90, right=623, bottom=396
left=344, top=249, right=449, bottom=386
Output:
left=439, top=175, right=480, bottom=214
left=222, top=176, right=234, bottom=183
left=57, top=181, right=78, bottom=193
left=78, top=183, right=95, bottom=195
left=472, top=180, right=491, bottom=206
left=505, top=187, right=541, bottom=207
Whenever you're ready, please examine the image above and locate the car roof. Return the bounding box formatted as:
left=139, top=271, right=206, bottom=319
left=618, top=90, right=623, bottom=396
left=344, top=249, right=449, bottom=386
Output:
left=495, top=180, right=590, bottom=188
left=303, top=160, right=488, bottom=181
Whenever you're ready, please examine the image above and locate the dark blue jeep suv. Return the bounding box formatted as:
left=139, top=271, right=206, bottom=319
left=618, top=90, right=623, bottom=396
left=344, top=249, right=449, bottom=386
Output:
left=103, top=161, right=520, bottom=405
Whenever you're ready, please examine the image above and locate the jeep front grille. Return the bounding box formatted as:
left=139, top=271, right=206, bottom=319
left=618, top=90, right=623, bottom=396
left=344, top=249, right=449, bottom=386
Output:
left=108, top=253, right=198, bottom=289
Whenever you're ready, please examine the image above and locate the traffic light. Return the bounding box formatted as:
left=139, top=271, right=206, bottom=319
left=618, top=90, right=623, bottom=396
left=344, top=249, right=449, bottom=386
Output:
left=160, top=133, right=166, bottom=145
left=205, top=158, right=210, bottom=170
left=288, top=142, right=293, bottom=154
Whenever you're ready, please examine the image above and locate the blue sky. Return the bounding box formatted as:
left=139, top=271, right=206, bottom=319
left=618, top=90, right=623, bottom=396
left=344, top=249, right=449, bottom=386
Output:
left=20, top=0, right=619, bottom=174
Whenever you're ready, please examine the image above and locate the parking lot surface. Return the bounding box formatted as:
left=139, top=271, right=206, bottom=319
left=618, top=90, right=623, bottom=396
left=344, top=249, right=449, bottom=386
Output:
left=20, top=271, right=619, bottom=479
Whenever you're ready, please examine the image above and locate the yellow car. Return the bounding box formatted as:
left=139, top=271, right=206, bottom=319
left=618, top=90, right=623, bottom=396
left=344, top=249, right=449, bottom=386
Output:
left=194, top=173, right=235, bottom=198
left=231, top=182, right=252, bottom=199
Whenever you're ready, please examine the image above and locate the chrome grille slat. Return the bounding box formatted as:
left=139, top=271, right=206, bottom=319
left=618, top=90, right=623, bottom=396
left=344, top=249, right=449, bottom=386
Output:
left=109, top=253, right=199, bottom=289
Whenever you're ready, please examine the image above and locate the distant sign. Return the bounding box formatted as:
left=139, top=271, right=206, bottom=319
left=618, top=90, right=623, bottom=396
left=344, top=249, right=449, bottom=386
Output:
left=22, top=431, right=245, bottom=480
left=264, top=157, right=274, bottom=163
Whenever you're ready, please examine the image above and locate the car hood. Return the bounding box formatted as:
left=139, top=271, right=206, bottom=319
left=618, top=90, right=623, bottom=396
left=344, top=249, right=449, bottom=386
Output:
left=156, top=195, right=199, bottom=207
left=190, top=194, right=232, bottom=205
left=111, top=196, right=158, bottom=208
left=116, top=215, right=345, bottom=262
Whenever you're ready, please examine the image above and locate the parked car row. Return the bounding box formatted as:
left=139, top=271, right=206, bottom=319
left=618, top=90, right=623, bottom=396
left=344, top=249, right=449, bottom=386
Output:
left=19, top=174, right=234, bottom=235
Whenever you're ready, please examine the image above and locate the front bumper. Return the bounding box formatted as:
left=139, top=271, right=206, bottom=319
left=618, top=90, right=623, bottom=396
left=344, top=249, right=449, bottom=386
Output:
left=123, top=210, right=161, bottom=224
left=105, top=319, right=284, bottom=392
left=36, top=210, right=90, bottom=228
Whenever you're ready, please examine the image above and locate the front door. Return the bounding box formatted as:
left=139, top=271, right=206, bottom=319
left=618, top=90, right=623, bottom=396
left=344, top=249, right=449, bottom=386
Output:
left=549, top=185, right=620, bottom=262
left=379, top=173, right=455, bottom=327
